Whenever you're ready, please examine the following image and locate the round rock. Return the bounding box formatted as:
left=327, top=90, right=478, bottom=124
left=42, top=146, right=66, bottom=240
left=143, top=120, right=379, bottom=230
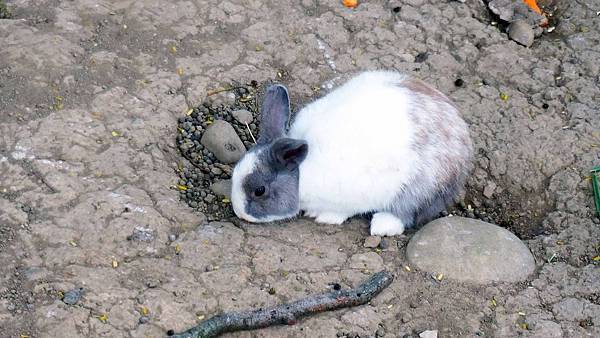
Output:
left=231, top=109, right=253, bottom=124
left=508, top=20, right=535, bottom=47
left=363, top=235, right=381, bottom=248
left=419, top=330, right=438, bottom=338
left=210, top=179, right=232, bottom=199
left=62, top=287, right=84, bottom=305
left=200, top=120, right=246, bottom=164
left=406, top=217, right=535, bottom=283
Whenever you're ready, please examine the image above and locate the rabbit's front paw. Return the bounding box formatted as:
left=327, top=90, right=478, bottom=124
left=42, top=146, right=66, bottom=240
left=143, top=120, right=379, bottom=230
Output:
left=314, top=212, right=349, bottom=225
left=370, top=212, right=405, bottom=236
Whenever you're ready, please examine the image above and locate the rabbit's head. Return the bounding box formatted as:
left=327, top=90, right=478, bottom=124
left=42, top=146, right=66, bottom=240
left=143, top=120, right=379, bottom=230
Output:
left=231, top=85, right=308, bottom=222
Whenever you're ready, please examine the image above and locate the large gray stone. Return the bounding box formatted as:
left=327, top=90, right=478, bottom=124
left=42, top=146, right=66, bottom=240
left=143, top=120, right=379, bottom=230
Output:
left=406, top=217, right=535, bottom=283
left=200, top=120, right=246, bottom=164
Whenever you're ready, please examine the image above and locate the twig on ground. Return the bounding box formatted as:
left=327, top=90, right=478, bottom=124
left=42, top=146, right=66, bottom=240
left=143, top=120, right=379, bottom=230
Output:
left=179, top=150, right=204, bottom=171
left=169, top=270, right=394, bottom=338
left=206, top=86, right=244, bottom=96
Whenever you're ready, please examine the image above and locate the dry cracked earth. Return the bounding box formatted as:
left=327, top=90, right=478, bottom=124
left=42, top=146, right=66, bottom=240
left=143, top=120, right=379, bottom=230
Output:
left=0, top=0, right=599, bottom=337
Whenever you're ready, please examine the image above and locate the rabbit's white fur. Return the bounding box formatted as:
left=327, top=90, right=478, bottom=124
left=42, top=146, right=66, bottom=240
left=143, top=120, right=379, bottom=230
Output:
left=289, top=71, right=469, bottom=235
left=291, top=72, right=412, bottom=220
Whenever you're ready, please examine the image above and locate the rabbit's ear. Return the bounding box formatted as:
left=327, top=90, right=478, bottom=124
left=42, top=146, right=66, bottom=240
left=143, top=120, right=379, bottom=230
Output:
left=269, top=138, right=308, bottom=171
left=258, top=84, right=290, bottom=144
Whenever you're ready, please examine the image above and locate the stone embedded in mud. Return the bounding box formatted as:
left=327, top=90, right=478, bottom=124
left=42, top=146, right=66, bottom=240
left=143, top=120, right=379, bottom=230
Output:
left=508, top=20, right=535, bottom=47
left=488, top=0, right=547, bottom=27
left=127, top=226, right=155, bottom=242
left=200, top=120, right=246, bottom=164
left=483, top=181, right=497, bottom=199
left=231, top=109, right=254, bottom=124
left=532, top=320, right=562, bottom=337
left=406, top=217, right=535, bottom=283
left=363, top=235, right=381, bottom=248
left=62, top=287, right=84, bottom=305
left=207, top=91, right=237, bottom=106
left=552, top=297, right=586, bottom=321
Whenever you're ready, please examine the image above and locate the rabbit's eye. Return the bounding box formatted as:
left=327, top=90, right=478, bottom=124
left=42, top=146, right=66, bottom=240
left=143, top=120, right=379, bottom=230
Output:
left=254, top=186, right=266, bottom=197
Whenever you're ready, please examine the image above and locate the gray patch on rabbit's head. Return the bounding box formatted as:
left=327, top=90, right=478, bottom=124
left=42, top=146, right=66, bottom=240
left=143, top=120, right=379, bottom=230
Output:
left=231, top=83, right=308, bottom=223
left=231, top=145, right=301, bottom=223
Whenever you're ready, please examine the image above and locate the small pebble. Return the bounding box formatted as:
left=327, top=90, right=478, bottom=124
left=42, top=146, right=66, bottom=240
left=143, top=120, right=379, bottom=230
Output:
left=402, top=313, right=412, bottom=323
left=145, top=279, right=161, bottom=288
left=128, top=227, right=155, bottom=242
left=63, top=287, right=84, bottom=305
left=231, top=109, right=254, bottom=124
left=139, top=316, right=150, bottom=324
left=508, top=20, right=535, bottom=47
left=364, top=236, right=382, bottom=248
left=483, top=182, right=496, bottom=199
left=379, top=238, right=389, bottom=250
left=454, top=78, right=464, bottom=87
left=415, top=52, right=428, bottom=63
left=419, top=330, right=438, bottom=338
left=210, top=180, right=232, bottom=199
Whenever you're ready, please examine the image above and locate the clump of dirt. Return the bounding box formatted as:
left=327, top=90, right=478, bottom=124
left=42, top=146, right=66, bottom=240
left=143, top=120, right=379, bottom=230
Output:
left=175, top=83, right=262, bottom=220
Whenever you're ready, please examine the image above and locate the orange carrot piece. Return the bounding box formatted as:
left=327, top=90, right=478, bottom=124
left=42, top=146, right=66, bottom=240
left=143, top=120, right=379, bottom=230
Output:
left=523, top=0, right=542, bottom=14
left=343, top=0, right=358, bottom=9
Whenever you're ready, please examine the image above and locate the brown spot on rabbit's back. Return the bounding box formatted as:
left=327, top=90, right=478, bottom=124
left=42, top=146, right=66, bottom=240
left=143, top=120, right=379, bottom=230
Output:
left=399, top=77, right=472, bottom=172
left=400, top=78, right=456, bottom=109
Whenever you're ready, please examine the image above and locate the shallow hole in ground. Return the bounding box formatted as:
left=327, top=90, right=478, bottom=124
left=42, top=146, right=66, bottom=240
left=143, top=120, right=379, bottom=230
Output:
left=174, top=81, right=556, bottom=240
left=175, top=81, right=263, bottom=221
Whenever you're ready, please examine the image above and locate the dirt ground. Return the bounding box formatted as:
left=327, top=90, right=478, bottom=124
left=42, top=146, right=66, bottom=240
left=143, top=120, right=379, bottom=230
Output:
left=0, top=0, right=599, bottom=337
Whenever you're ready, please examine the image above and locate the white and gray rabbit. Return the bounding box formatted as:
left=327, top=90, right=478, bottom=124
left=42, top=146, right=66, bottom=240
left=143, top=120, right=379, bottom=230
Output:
left=231, top=71, right=473, bottom=236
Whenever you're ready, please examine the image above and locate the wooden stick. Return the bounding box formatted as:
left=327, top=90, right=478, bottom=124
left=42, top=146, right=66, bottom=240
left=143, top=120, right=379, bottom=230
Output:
left=206, top=86, right=244, bottom=96
left=169, top=270, right=394, bottom=338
